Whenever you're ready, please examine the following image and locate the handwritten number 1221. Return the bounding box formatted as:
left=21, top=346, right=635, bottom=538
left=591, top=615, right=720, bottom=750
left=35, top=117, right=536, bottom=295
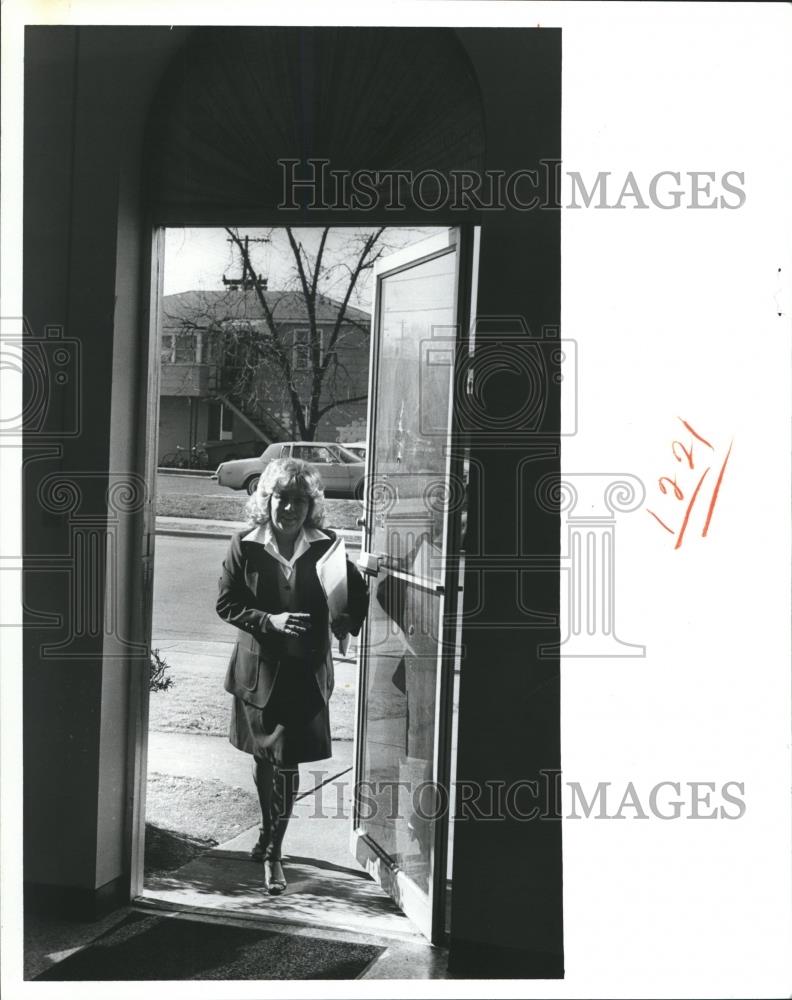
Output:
left=647, top=418, right=733, bottom=549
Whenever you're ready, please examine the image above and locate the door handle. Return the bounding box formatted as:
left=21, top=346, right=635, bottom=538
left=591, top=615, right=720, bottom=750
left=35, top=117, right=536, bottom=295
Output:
left=356, top=516, right=366, bottom=528
left=356, top=550, right=380, bottom=576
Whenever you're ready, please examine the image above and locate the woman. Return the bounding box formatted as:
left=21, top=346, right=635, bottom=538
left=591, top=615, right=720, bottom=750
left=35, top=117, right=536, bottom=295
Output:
left=216, top=457, right=368, bottom=895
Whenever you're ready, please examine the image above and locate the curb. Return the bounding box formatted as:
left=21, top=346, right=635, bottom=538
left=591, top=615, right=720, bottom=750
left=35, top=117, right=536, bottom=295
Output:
left=155, top=519, right=361, bottom=546
left=156, top=528, right=236, bottom=539
left=157, top=468, right=216, bottom=478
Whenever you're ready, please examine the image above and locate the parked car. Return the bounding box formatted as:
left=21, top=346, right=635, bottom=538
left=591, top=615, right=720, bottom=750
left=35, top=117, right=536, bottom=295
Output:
left=213, top=441, right=366, bottom=498
left=343, top=440, right=367, bottom=461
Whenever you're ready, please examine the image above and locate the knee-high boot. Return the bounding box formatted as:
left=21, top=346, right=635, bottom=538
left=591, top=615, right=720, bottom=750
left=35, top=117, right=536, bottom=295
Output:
left=252, top=755, right=298, bottom=861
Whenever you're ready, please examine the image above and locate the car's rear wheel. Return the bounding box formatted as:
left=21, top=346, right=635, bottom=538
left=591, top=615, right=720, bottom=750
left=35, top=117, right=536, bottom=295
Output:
left=245, top=474, right=261, bottom=495
left=354, top=478, right=365, bottom=501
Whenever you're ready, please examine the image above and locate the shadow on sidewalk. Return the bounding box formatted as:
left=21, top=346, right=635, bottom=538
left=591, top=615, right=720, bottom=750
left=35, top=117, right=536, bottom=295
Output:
left=140, top=812, right=422, bottom=942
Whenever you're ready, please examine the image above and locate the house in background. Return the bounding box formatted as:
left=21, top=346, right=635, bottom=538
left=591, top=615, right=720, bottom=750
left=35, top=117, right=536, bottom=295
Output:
left=158, top=287, right=371, bottom=464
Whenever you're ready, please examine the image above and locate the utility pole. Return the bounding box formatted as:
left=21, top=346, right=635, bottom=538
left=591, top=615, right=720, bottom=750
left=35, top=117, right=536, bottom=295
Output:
left=223, top=234, right=271, bottom=290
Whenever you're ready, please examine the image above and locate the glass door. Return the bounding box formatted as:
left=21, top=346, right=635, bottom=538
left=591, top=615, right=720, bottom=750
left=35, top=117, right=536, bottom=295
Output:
left=351, top=228, right=475, bottom=942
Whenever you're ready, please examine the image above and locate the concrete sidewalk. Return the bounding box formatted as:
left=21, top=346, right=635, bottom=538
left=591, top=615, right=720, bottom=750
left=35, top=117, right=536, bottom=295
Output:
left=148, top=729, right=354, bottom=802
left=156, top=515, right=247, bottom=538
left=146, top=637, right=361, bottom=870
left=156, top=515, right=361, bottom=547
left=141, top=728, right=424, bottom=947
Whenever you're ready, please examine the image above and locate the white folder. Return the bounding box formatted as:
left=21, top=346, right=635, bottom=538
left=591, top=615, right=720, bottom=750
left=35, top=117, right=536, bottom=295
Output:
left=316, top=536, right=350, bottom=655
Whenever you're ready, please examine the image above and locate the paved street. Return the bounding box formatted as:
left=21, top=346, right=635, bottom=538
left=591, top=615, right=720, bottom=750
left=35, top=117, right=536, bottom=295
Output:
left=152, top=529, right=362, bottom=643
left=152, top=534, right=233, bottom=643
left=155, top=471, right=364, bottom=528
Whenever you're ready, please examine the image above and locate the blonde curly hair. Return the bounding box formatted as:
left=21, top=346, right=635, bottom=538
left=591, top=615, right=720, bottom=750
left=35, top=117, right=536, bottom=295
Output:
left=244, top=457, right=326, bottom=528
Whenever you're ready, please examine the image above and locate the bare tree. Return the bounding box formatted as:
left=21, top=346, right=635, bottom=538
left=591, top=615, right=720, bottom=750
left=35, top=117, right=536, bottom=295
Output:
left=164, top=227, right=392, bottom=442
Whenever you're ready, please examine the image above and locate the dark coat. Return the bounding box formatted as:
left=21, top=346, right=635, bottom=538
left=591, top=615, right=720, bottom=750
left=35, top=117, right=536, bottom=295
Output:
left=216, top=527, right=368, bottom=713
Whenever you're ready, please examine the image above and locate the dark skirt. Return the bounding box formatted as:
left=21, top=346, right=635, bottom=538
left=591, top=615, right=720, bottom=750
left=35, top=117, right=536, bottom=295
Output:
left=229, top=655, right=331, bottom=765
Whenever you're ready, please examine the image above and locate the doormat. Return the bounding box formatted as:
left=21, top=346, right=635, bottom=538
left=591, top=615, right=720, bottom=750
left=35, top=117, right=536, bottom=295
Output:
left=35, top=912, right=385, bottom=981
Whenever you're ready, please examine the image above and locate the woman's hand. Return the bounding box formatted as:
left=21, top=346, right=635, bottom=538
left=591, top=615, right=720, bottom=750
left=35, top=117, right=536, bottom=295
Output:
left=268, top=612, right=311, bottom=637
left=331, top=613, right=353, bottom=640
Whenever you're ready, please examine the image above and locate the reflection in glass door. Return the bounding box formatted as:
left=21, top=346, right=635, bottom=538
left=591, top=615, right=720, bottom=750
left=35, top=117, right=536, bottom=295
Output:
left=351, top=228, right=475, bottom=942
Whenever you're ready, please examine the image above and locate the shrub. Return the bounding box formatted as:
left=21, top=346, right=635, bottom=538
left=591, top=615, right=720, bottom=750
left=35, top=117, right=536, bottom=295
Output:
left=149, top=648, right=175, bottom=693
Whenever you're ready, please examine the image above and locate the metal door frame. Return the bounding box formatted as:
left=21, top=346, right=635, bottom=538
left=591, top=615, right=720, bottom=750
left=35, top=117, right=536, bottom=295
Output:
left=350, top=226, right=477, bottom=943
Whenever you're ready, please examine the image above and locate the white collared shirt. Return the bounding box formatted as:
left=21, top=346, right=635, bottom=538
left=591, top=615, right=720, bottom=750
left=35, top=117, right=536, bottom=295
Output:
left=242, top=523, right=329, bottom=581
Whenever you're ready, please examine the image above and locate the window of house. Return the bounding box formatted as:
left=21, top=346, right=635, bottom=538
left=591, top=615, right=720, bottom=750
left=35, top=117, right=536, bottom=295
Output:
left=174, top=331, right=196, bottom=363
left=160, top=334, right=176, bottom=364
left=291, top=329, right=323, bottom=371
left=204, top=331, right=224, bottom=364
